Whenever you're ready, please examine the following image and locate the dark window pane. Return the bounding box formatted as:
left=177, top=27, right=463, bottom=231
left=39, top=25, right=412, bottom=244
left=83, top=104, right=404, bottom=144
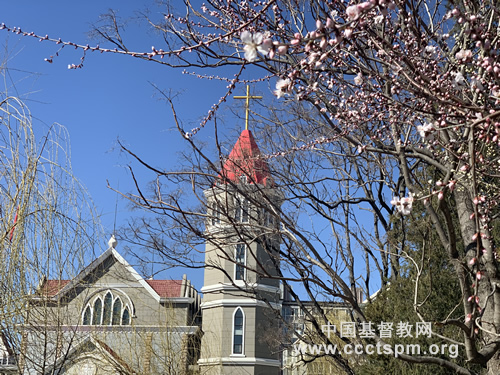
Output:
left=235, top=197, right=249, bottom=223
left=82, top=305, right=91, bottom=325
left=241, top=199, right=249, bottom=222
left=235, top=244, right=246, bottom=280
left=233, top=308, right=244, bottom=354
left=102, top=292, right=112, bottom=325
left=122, top=307, right=130, bottom=325
left=92, top=298, right=102, bottom=325
left=112, top=298, right=122, bottom=325
left=211, top=201, right=220, bottom=225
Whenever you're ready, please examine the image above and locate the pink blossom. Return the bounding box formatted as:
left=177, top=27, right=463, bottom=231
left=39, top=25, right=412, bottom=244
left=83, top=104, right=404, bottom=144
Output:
left=277, top=45, right=288, bottom=55
left=358, top=2, right=372, bottom=11
left=455, top=49, right=472, bottom=61
left=346, top=5, right=360, bottom=21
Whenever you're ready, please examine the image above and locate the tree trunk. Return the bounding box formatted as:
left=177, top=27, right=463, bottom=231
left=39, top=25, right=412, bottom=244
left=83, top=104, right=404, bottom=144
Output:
left=455, top=188, right=500, bottom=374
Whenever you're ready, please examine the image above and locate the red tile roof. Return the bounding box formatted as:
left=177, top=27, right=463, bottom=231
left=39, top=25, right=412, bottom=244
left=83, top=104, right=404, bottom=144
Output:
left=146, top=279, right=183, bottom=298
left=40, top=279, right=184, bottom=298
left=39, top=280, right=70, bottom=297
left=219, top=129, right=272, bottom=185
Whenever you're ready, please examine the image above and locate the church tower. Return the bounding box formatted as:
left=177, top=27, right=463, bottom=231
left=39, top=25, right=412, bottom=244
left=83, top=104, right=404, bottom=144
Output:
left=198, top=128, right=282, bottom=375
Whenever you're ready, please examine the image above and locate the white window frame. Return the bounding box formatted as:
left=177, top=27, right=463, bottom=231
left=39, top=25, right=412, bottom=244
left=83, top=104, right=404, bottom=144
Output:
left=92, top=296, right=103, bottom=325
left=210, top=200, right=221, bottom=226
left=81, top=303, right=93, bottom=326
left=234, top=244, right=247, bottom=281
left=235, top=196, right=249, bottom=223
left=231, top=307, right=245, bottom=356
left=82, top=289, right=132, bottom=326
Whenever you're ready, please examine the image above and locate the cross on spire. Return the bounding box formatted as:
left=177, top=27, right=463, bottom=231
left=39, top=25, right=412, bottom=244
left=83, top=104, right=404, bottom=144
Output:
left=233, top=85, right=262, bottom=130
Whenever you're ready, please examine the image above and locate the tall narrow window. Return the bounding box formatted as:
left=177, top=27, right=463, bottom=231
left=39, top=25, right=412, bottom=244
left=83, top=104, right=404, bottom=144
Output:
left=233, top=308, right=244, bottom=354
left=122, top=307, right=131, bottom=325
left=112, top=298, right=122, bottom=325
left=235, top=244, right=246, bottom=281
left=82, top=305, right=91, bottom=325
left=102, top=292, right=113, bottom=325
left=92, top=298, right=102, bottom=325
left=235, top=197, right=249, bottom=223
left=211, top=201, right=220, bottom=226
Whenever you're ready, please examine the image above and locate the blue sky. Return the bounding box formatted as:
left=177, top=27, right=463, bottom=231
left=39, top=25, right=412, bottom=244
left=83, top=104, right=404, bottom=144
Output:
left=0, top=1, right=252, bottom=282
left=1, top=2, right=381, bottom=295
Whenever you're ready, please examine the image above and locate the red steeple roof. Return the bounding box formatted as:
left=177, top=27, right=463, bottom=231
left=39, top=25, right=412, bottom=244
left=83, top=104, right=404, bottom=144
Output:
left=219, top=129, right=271, bottom=185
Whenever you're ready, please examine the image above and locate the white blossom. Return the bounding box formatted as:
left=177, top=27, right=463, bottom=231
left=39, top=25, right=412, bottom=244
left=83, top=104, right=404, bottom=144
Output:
left=453, top=72, right=465, bottom=87
left=471, top=77, right=484, bottom=91
left=354, top=72, right=363, bottom=85
left=274, top=78, right=292, bottom=98
left=424, top=45, right=437, bottom=58
left=417, top=122, right=435, bottom=140
left=240, top=31, right=272, bottom=62
left=391, top=193, right=414, bottom=216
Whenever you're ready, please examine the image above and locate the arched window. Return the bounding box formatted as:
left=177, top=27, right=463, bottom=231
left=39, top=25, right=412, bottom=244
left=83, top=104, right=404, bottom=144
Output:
left=83, top=290, right=132, bottom=326
left=112, top=298, right=122, bottom=325
left=92, top=298, right=102, bottom=325
left=82, top=305, right=91, bottom=325
left=233, top=308, right=244, bottom=355
left=122, top=307, right=131, bottom=325
left=102, top=292, right=113, bottom=325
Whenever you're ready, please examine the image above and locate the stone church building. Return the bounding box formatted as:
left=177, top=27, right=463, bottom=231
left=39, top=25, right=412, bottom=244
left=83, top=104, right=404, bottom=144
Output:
left=16, top=128, right=349, bottom=375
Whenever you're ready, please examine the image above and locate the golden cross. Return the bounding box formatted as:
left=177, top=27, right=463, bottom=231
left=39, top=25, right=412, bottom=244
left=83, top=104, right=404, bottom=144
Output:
left=234, top=85, right=262, bottom=130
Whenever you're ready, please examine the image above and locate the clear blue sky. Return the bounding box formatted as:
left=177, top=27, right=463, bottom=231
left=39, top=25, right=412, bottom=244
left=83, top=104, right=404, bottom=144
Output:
left=0, top=1, right=253, bottom=282
left=1, top=2, right=381, bottom=296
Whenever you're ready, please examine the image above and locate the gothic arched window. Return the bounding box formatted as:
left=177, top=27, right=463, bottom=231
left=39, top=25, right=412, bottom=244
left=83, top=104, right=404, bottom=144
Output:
left=82, top=305, right=91, bottom=325
left=83, top=290, right=132, bottom=326
left=92, top=297, right=102, bottom=325
left=233, top=307, right=244, bottom=355
left=112, top=298, right=122, bottom=325
left=122, top=307, right=131, bottom=325
left=102, top=292, right=113, bottom=325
